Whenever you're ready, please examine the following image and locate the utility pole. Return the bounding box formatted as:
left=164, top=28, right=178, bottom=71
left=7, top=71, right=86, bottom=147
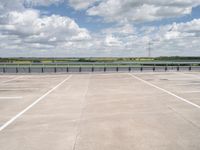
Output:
left=148, top=41, right=152, bottom=57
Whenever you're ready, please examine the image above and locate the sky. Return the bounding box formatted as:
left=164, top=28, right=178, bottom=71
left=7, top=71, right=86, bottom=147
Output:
left=0, top=0, right=200, bottom=57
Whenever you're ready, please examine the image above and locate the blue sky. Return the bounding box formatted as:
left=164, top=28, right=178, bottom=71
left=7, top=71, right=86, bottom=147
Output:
left=36, top=4, right=200, bottom=31
left=0, top=0, right=200, bottom=57
left=35, top=4, right=115, bottom=32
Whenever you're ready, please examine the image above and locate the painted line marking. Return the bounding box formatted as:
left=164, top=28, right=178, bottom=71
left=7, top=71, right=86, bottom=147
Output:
left=129, top=74, right=200, bottom=109
left=0, top=75, right=72, bottom=132
left=0, top=97, right=22, bottom=99
left=2, top=76, right=23, bottom=83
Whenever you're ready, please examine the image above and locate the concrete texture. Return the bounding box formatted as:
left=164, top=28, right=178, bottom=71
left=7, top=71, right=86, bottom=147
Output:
left=0, top=72, right=200, bottom=150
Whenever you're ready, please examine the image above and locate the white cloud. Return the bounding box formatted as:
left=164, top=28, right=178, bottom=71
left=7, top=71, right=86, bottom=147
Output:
left=68, top=0, right=98, bottom=10
left=24, top=0, right=63, bottom=7
left=0, top=0, right=63, bottom=13
left=105, top=35, right=122, bottom=47
left=0, top=0, right=200, bottom=57
left=0, top=0, right=95, bottom=57
left=102, top=24, right=135, bottom=35
left=87, top=0, right=200, bottom=23
left=1, top=13, right=200, bottom=56
left=153, top=19, right=200, bottom=40
left=91, top=19, right=200, bottom=56
left=1, top=9, right=90, bottom=40
left=0, top=9, right=91, bottom=54
left=0, top=0, right=24, bottom=12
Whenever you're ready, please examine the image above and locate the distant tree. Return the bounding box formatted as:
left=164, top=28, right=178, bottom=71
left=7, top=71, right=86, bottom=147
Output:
left=32, top=60, right=41, bottom=63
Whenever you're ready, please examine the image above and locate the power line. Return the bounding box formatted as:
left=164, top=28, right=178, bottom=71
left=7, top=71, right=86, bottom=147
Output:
left=148, top=41, right=153, bottom=57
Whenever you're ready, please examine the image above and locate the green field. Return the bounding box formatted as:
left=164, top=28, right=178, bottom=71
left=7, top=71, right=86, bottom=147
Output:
left=0, top=57, right=199, bottom=68
left=0, top=57, right=200, bottom=64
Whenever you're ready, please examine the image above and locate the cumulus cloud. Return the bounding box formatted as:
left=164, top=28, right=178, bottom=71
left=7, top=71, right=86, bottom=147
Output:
left=68, top=0, right=98, bottom=10
left=105, top=35, right=122, bottom=47
left=3, top=9, right=90, bottom=40
left=90, top=19, right=200, bottom=56
left=149, top=19, right=200, bottom=41
left=102, top=24, right=135, bottom=35
left=0, top=9, right=91, bottom=55
left=0, top=0, right=63, bottom=13
left=0, top=0, right=200, bottom=57
left=24, top=0, right=63, bottom=7
left=87, top=0, right=200, bottom=23
left=0, top=0, right=24, bottom=12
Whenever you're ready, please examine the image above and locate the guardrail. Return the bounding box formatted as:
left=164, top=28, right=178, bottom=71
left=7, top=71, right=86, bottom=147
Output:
left=1, top=61, right=200, bottom=66
left=0, top=62, right=200, bottom=73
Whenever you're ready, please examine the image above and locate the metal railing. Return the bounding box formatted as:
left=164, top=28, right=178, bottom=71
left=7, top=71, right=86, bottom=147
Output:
left=0, top=62, right=199, bottom=73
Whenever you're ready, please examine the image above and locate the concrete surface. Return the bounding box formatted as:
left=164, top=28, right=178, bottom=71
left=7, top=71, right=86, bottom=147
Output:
left=0, top=72, right=200, bottom=150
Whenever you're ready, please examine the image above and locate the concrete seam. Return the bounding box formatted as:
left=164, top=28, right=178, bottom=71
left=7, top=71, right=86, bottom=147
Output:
left=72, top=74, right=91, bottom=150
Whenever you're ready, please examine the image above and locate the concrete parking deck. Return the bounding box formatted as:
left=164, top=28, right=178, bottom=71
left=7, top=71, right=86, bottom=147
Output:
left=0, top=72, right=200, bottom=150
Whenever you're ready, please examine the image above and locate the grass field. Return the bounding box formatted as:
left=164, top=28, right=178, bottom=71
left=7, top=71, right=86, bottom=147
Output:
left=1, top=57, right=200, bottom=64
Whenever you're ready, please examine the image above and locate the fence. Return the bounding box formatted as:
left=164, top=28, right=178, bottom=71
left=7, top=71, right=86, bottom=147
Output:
left=0, top=62, right=199, bottom=73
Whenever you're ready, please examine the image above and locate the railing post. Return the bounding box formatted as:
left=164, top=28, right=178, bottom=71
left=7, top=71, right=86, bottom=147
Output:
left=129, top=67, right=131, bottom=72
left=177, top=66, right=179, bottom=71
left=42, top=64, right=44, bottom=73
left=165, top=66, right=167, bottom=72
left=79, top=67, right=81, bottom=72
left=189, top=66, right=191, bottom=71
left=55, top=63, right=58, bottom=73
left=153, top=64, right=155, bottom=72
left=67, top=64, right=69, bottom=72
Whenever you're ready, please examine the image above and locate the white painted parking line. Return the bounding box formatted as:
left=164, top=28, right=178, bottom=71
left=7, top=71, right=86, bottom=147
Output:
left=0, top=75, right=72, bottom=132
left=0, top=97, right=22, bottom=99
left=1, top=76, right=23, bottom=83
left=129, top=74, right=200, bottom=109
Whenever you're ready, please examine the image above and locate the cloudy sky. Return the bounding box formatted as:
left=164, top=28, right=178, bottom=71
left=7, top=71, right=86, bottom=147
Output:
left=0, top=0, right=200, bottom=57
